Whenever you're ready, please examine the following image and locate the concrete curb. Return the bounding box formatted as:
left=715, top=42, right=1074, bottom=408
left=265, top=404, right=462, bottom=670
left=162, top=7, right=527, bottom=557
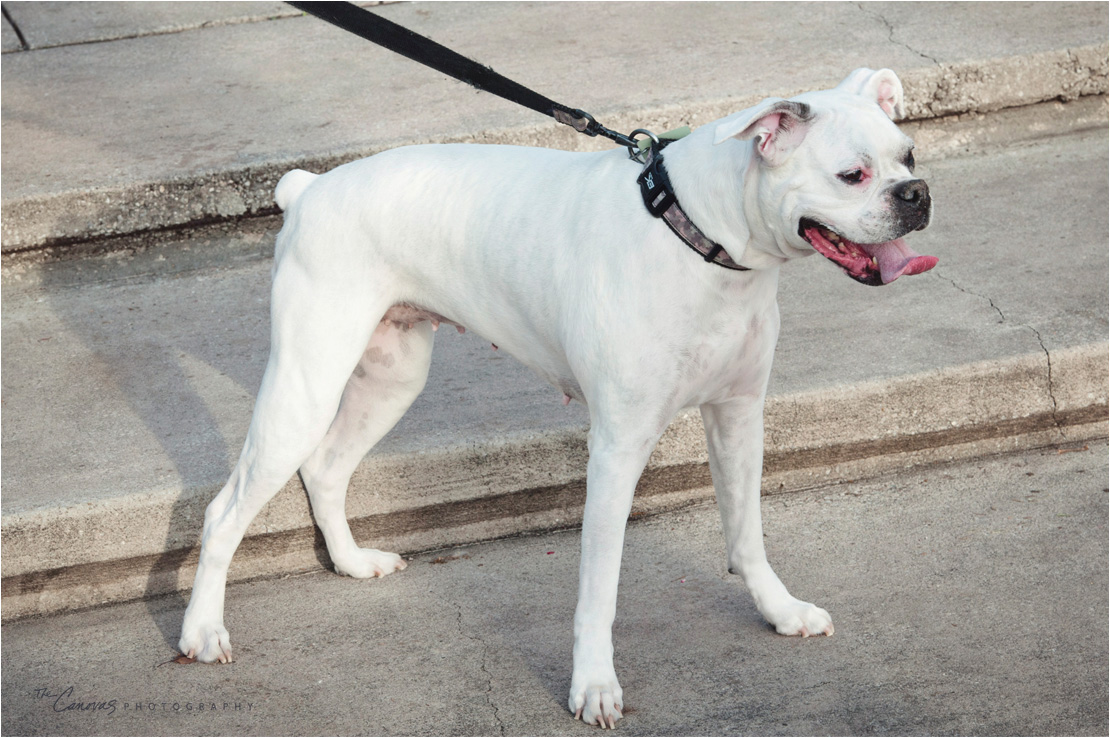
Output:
left=3, top=342, right=1105, bottom=621
left=2, top=43, right=1107, bottom=253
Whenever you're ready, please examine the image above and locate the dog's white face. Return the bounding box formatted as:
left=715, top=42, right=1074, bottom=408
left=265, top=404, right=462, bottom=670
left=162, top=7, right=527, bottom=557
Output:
left=714, top=68, right=937, bottom=285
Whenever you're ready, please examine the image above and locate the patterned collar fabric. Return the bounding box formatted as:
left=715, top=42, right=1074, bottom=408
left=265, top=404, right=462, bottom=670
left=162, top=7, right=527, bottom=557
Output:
left=636, top=146, right=749, bottom=271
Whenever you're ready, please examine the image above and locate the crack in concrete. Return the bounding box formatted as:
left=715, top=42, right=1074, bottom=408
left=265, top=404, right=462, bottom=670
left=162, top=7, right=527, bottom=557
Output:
left=857, top=4, right=941, bottom=66
left=935, top=272, right=1063, bottom=431
left=453, top=601, right=506, bottom=736
left=1026, top=324, right=1062, bottom=430
left=939, top=272, right=1006, bottom=323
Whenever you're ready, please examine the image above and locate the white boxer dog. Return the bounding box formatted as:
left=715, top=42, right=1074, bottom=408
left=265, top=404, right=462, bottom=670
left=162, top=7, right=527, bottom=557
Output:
left=179, top=68, right=936, bottom=727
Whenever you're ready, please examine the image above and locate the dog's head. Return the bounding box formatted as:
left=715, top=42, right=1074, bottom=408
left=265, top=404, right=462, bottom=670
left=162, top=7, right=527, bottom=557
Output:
left=712, top=68, right=937, bottom=285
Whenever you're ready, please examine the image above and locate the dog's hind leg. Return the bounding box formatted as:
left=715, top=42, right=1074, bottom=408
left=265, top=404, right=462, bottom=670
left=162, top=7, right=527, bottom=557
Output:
left=299, top=319, right=434, bottom=578
left=179, top=259, right=391, bottom=664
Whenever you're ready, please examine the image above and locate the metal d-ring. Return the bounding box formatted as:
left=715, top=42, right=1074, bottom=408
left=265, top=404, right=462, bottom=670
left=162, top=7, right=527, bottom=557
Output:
left=627, top=128, right=660, bottom=162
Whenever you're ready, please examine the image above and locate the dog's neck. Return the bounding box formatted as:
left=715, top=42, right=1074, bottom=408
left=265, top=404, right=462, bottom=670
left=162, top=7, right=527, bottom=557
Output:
left=661, top=130, right=793, bottom=272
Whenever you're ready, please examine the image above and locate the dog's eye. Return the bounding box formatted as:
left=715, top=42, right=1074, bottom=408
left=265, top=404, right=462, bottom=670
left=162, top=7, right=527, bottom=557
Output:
left=903, top=149, right=916, bottom=172
left=838, top=169, right=865, bottom=184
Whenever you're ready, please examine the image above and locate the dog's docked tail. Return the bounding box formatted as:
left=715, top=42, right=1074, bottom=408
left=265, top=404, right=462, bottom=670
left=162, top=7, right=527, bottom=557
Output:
left=275, top=169, right=318, bottom=211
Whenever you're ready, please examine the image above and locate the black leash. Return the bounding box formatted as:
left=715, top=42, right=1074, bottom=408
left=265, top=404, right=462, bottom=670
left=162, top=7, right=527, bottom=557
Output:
left=287, top=2, right=642, bottom=153
left=286, top=1, right=748, bottom=271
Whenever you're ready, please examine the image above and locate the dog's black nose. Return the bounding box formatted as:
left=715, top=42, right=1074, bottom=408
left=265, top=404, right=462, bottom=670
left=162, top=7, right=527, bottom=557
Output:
left=894, top=179, right=929, bottom=205
left=891, top=178, right=931, bottom=231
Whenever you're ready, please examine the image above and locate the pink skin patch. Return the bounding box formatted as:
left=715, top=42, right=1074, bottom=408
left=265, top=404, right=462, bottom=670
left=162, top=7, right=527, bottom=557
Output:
left=381, top=304, right=466, bottom=333
left=801, top=222, right=937, bottom=285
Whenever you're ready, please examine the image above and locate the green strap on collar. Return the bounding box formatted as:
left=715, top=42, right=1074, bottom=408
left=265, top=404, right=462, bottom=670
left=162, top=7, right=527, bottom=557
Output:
left=637, top=125, right=692, bottom=150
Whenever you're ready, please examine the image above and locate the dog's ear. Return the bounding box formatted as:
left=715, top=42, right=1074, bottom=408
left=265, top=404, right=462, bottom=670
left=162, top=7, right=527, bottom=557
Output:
left=713, top=99, right=813, bottom=167
left=836, top=67, right=905, bottom=120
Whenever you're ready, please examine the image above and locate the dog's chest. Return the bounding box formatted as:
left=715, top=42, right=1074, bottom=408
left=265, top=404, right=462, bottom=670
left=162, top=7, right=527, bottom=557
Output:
left=670, top=299, right=780, bottom=405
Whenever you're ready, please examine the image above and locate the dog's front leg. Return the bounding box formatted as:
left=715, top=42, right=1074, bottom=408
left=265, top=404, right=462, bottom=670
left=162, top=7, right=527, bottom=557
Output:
left=569, top=431, right=657, bottom=728
left=701, top=398, right=834, bottom=637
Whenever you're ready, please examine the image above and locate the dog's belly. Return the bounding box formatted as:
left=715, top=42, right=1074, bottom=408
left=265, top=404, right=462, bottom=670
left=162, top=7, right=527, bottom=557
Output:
left=380, top=300, right=584, bottom=402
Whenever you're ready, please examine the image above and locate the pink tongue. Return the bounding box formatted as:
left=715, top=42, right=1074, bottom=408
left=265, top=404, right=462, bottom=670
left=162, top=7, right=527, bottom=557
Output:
left=861, top=238, right=939, bottom=283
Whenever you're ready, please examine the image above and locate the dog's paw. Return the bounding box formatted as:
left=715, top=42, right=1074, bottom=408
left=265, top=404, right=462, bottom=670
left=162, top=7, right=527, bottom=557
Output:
left=178, top=622, right=233, bottom=663
left=767, top=598, right=834, bottom=638
left=332, top=548, right=407, bottom=579
left=569, top=672, right=624, bottom=729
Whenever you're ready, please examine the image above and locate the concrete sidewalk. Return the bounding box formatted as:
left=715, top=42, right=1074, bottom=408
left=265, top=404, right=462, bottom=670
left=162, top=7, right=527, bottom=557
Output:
left=2, top=107, right=1107, bottom=620
left=1, top=1, right=1108, bottom=625
left=2, top=2, right=1107, bottom=250
left=2, top=442, right=1107, bottom=736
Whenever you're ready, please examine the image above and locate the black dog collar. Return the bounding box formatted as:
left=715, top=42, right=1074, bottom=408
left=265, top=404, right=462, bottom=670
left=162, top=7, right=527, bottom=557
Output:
left=637, top=144, right=749, bottom=271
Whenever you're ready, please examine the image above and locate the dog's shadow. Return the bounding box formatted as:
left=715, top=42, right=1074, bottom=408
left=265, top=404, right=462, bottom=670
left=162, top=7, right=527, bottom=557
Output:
left=406, top=511, right=776, bottom=732
left=27, top=229, right=283, bottom=652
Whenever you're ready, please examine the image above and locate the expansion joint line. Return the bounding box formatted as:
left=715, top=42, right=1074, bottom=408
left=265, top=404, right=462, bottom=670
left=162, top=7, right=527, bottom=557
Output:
left=1, top=4, right=29, bottom=50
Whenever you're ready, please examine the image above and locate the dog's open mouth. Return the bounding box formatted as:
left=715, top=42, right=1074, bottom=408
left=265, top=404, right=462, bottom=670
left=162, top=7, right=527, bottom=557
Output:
left=799, top=219, right=938, bottom=286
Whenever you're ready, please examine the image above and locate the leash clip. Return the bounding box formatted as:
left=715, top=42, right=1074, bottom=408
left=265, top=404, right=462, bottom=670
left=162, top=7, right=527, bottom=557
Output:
left=555, top=107, right=651, bottom=160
